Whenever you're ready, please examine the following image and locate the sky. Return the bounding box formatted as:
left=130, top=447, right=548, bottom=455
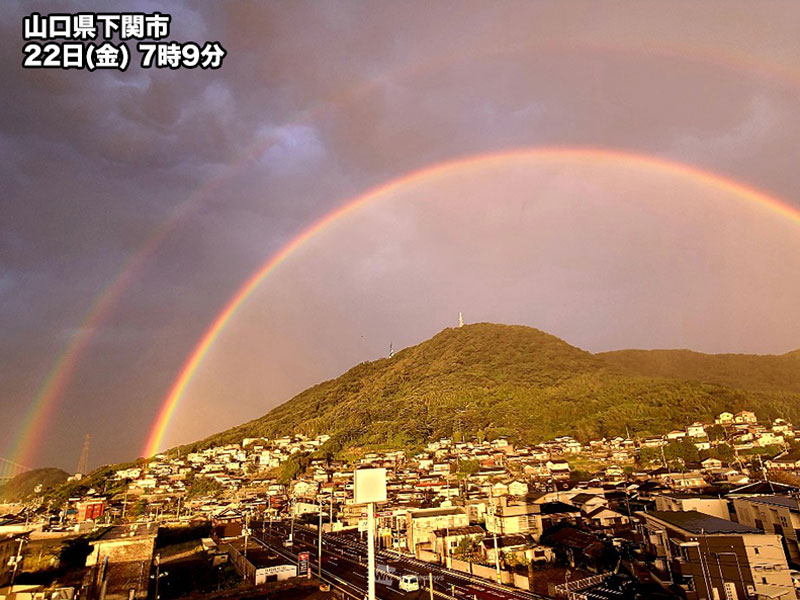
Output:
left=3, top=1, right=800, bottom=471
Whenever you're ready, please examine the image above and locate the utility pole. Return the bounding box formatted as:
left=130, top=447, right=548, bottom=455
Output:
left=289, top=499, right=295, bottom=544
left=152, top=554, right=160, bottom=600
left=493, top=532, right=501, bottom=584
left=9, top=537, right=25, bottom=588
left=318, top=496, right=323, bottom=578
left=244, top=513, right=250, bottom=559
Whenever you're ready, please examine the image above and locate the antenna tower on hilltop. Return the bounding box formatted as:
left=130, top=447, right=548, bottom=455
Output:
left=76, top=433, right=90, bottom=476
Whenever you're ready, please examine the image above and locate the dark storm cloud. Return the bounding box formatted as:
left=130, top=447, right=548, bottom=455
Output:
left=2, top=0, right=800, bottom=468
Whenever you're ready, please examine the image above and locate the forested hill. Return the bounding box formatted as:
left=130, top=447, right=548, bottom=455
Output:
left=0, top=468, right=69, bottom=502
left=598, top=348, right=800, bottom=394
left=181, top=323, right=800, bottom=454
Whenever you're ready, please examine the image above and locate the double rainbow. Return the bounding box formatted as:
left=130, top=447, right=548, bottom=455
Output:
left=142, top=147, right=800, bottom=457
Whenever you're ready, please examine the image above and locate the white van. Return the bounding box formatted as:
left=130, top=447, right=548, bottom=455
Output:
left=399, top=574, right=420, bottom=592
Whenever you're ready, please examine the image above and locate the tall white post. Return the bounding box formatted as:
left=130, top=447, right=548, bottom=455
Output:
left=355, top=468, right=386, bottom=600
left=368, top=502, right=376, bottom=600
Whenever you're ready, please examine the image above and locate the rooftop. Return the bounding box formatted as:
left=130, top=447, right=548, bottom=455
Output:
left=410, top=507, right=465, bottom=518
left=641, top=510, right=761, bottom=535
left=432, top=525, right=485, bottom=537
left=741, top=495, right=800, bottom=511
left=92, top=522, right=159, bottom=542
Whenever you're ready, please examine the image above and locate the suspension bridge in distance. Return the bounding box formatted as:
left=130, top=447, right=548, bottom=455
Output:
left=0, top=457, right=30, bottom=483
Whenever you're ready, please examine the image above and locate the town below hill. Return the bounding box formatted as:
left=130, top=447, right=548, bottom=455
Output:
left=4, top=407, right=800, bottom=600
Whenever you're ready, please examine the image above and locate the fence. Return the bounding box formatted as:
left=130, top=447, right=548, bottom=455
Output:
left=415, top=550, right=534, bottom=591
left=551, top=573, right=609, bottom=599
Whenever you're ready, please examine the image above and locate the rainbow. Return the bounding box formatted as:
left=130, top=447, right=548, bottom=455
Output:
left=15, top=38, right=800, bottom=467
left=143, top=146, right=800, bottom=456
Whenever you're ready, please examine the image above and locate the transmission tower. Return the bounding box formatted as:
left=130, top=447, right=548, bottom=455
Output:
left=76, top=433, right=90, bottom=475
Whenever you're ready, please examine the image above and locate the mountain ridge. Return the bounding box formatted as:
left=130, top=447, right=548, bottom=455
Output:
left=180, top=323, right=800, bottom=455
left=599, top=347, right=800, bottom=394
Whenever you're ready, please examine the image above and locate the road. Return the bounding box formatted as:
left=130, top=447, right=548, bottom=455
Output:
left=251, top=521, right=551, bottom=600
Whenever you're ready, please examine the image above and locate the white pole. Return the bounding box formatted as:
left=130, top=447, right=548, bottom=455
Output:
left=368, top=502, right=376, bottom=600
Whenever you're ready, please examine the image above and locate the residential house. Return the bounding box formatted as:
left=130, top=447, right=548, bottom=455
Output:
left=429, top=525, right=485, bottom=562
left=486, top=498, right=580, bottom=540
left=85, top=523, right=159, bottom=600
left=406, top=507, right=468, bottom=555
left=734, top=411, right=758, bottom=425
left=584, top=506, right=630, bottom=529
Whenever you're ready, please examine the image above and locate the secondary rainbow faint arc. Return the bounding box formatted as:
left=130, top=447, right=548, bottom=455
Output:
left=143, top=146, right=800, bottom=456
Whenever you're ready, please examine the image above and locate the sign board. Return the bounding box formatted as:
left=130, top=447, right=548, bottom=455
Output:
left=354, top=468, right=387, bottom=504
left=297, top=551, right=310, bottom=576
left=259, top=564, right=297, bottom=577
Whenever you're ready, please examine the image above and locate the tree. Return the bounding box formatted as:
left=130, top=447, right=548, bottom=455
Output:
left=188, top=476, right=223, bottom=498
left=454, top=536, right=482, bottom=575
left=663, top=439, right=699, bottom=469
left=712, top=443, right=734, bottom=462
left=637, top=447, right=661, bottom=467
left=457, top=460, right=480, bottom=475
left=132, top=499, right=148, bottom=518
left=705, top=424, right=726, bottom=441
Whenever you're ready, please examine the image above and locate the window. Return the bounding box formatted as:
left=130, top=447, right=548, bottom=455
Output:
left=680, top=575, right=695, bottom=591
left=723, top=582, right=739, bottom=600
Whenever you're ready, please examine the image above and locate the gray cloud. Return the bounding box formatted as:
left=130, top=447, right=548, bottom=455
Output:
left=2, top=0, right=800, bottom=468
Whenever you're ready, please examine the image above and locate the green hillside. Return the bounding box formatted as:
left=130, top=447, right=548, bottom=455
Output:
left=0, top=468, right=69, bottom=502
left=183, top=323, right=800, bottom=453
left=599, top=348, right=800, bottom=394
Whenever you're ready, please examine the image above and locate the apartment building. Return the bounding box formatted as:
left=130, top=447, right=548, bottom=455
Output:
left=654, top=493, right=730, bottom=521
left=638, top=510, right=793, bottom=600
left=733, top=495, right=800, bottom=564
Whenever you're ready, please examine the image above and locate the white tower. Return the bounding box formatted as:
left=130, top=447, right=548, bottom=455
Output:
left=458, top=312, right=464, bottom=328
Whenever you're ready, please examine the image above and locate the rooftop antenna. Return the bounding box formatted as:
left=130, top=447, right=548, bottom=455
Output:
left=76, top=433, right=90, bottom=476
left=458, top=312, right=464, bottom=328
